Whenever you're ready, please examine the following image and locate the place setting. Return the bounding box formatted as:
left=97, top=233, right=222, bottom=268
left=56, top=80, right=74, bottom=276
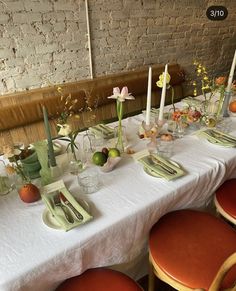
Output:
left=132, top=149, right=186, bottom=181
left=196, top=128, right=236, bottom=148
left=41, top=180, right=93, bottom=231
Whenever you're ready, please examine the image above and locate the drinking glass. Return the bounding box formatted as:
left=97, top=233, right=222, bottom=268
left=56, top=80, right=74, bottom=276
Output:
left=157, top=139, right=174, bottom=159
left=77, top=166, right=100, bottom=194
left=215, top=117, right=232, bottom=133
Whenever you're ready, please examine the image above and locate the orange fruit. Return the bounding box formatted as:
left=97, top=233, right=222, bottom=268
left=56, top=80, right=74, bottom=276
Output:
left=18, top=183, right=40, bottom=203
left=229, top=100, right=236, bottom=113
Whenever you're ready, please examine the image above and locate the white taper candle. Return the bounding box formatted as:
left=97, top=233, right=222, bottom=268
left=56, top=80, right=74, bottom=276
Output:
left=226, top=49, right=236, bottom=92
left=145, top=66, right=152, bottom=125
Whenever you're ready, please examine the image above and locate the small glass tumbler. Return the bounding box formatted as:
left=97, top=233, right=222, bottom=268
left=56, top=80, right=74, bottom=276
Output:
left=78, top=166, right=100, bottom=194
left=216, top=117, right=232, bottom=133
left=157, top=139, right=174, bottom=159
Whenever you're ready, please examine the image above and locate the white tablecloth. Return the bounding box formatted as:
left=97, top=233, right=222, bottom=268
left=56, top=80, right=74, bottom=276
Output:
left=1, top=111, right=236, bottom=291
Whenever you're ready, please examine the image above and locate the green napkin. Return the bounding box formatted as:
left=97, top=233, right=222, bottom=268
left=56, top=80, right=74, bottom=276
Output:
left=41, top=180, right=93, bottom=231
left=133, top=150, right=185, bottom=181
left=89, top=124, right=114, bottom=139
left=197, top=129, right=236, bottom=147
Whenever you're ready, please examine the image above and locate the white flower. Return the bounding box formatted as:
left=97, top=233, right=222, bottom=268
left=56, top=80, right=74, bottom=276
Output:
left=2, top=145, right=21, bottom=159
left=108, top=86, right=135, bottom=102
left=57, top=124, right=72, bottom=136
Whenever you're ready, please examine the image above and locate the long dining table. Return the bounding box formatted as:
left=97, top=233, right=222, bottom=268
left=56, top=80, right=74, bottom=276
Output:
left=1, top=101, right=236, bottom=291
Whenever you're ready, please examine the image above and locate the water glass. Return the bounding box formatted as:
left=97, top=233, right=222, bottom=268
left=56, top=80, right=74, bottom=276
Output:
left=157, top=139, right=174, bottom=159
left=216, top=117, right=232, bottom=133
left=77, top=166, right=100, bottom=194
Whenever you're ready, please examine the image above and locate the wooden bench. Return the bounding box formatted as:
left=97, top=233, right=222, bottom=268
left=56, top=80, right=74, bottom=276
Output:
left=0, top=63, right=185, bottom=146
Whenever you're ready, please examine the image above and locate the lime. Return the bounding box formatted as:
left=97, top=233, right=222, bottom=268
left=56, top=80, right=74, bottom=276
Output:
left=108, top=148, right=120, bottom=158
left=92, top=151, right=107, bottom=166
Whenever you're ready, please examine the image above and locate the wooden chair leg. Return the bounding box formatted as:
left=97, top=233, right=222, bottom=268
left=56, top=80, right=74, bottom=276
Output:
left=148, top=258, right=155, bottom=291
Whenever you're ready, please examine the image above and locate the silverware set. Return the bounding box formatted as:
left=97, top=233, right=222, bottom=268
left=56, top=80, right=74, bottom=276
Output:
left=53, top=192, right=83, bottom=224
left=205, top=130, right=236, bottom=144
left=148, top=155, right=177, bottom=175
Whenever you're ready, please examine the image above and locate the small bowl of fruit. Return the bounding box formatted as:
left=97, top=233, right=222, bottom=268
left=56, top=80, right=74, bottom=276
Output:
left=92, top=147, right=122, bottom=172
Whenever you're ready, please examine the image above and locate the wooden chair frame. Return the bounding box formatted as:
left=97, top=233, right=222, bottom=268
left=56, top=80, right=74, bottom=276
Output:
left=148, top=251, right=236, bottom=291
left=214, top=195, right=236, bottom=226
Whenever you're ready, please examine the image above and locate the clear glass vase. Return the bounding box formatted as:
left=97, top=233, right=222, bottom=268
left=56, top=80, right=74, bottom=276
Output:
left=68, top=142, right=84, bottom=175
left=0, top=161, right=14, bottom=196
left=114, top=125, right=126, bottom=153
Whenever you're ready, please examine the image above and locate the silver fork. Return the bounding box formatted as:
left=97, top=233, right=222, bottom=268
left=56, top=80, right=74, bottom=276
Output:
left=53, top=194, right=74, bottom=224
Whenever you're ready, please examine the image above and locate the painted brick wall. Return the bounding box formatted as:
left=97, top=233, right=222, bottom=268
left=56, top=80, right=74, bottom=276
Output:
left=0, top=0, right=235, bottom=94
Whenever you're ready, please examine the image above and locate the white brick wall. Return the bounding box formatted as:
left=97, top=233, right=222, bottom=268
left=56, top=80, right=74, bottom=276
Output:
left=0, top=0, right=235, bottom=94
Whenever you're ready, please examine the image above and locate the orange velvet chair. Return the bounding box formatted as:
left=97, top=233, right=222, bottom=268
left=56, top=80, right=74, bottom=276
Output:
left=148, top=209, right=236, bottom=291
left=214, top=179, right=236, bottom=225
left=56, top=268, right=143, bottom=291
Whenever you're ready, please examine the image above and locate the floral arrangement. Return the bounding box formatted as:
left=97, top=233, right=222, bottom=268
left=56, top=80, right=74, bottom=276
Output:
left=171, top=106, right=202, bottom=124
left=108, top=86, right=135, bottom=152
left=56, top=86, right=80, bottom=125
left=55, top=86, right=83, bottom=166
left=192, top=61, right=227, bottom=118
left=2, top=144, right=32, bottom=182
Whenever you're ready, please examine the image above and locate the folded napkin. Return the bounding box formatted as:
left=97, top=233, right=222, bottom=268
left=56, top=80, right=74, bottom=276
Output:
left=132, top=149, right=185, bottom=181
left=89, top=124, right=114, bottom=139
left=41, top=180, right=93, bottom=231
left=197, top=129, right=236, bottom=147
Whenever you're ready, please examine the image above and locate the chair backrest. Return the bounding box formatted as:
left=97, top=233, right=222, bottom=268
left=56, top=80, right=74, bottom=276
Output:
left=209, top=252, right=236, bottom=291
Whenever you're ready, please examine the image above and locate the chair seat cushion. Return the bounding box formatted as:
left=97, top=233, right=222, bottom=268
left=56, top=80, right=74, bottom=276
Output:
left=56, top=268, right=142, bottom=291
left=215, top=179, right=236, bottom=219
left=149, top=209, right=236, bottom=290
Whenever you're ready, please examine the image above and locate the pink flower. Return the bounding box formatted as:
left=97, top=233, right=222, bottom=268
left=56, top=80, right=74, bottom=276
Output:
left=108, top=86, right=135, bottom=102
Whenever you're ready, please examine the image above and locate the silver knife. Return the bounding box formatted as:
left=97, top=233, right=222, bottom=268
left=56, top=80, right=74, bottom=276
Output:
left=60, top=193, right=83, bottom=220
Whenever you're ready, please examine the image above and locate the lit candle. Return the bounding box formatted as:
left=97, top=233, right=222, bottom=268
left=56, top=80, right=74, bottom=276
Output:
left=42, top=106, right=57, bottom=167
left=226, top=49, right=236, bottom=92
left=158, top=64, right=168, bottom=121
left=145, top=66, right=152, bottom=125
